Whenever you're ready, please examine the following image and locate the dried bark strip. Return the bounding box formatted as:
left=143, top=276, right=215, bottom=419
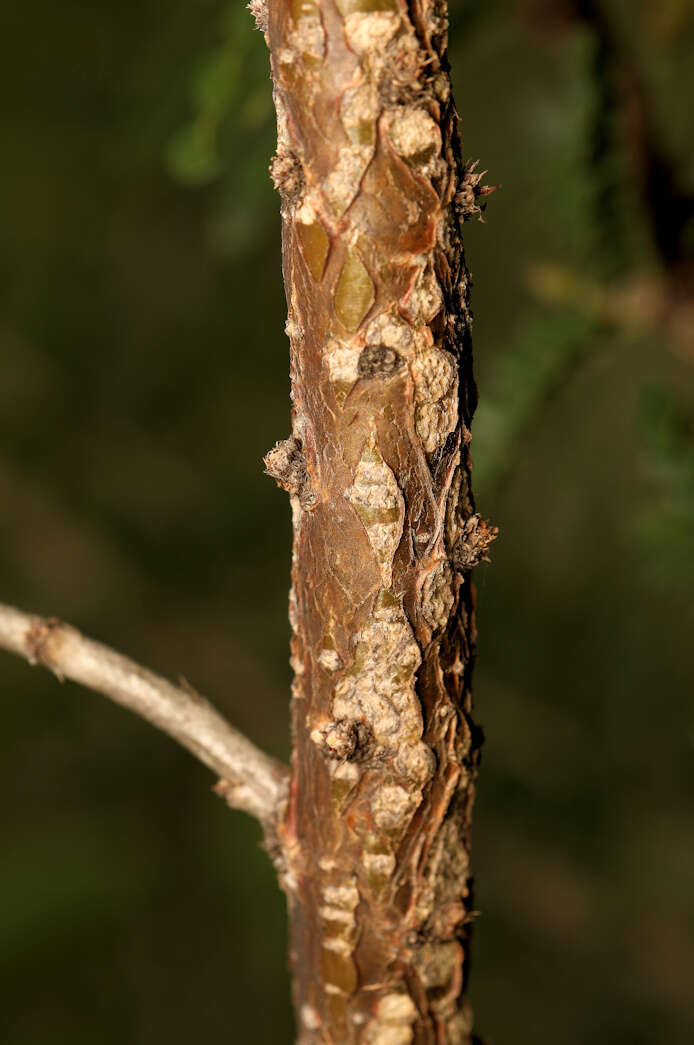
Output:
left=261, top=0, right=494, bottom=1039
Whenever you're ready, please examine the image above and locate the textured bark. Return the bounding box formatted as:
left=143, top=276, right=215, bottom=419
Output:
left=262, top=0, right=493, bottom=1040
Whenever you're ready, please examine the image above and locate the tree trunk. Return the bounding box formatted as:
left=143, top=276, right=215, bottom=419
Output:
left=262, top=0, right=493, bottom=1040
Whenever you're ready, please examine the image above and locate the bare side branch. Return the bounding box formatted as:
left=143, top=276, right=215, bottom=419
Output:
left=0, top=602, right=288, bottom=827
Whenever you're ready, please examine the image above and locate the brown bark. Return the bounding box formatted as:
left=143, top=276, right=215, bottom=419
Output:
left=262, top=0, right=494, bottom=1040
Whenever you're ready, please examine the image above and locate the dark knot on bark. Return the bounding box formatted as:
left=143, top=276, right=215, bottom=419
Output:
left=358, top=344, right=404, bottom=379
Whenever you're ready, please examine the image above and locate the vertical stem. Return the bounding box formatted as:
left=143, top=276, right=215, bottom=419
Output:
left=264, top=0, right=492, bottom=1039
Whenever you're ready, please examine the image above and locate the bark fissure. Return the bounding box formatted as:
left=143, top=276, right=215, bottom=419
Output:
left=262, top=0, right=493, bottom=1039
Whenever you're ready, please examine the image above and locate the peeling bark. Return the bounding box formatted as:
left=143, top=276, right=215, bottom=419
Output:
left=261, top=0, right=492, bottom=1039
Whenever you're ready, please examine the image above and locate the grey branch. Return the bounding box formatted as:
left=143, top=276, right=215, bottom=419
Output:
left=0, top=602, right=289, bottom=826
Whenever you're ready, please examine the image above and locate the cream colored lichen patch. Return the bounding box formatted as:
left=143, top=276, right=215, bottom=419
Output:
left=323, top=881, right=360, bottom=910
left=421, top=560, right=455, bottom=631
left=345, top=436, right=403, bottom=587
left=410, top=348, right=458, bottom=453
left=417, top=398, right=456, bottom=454
left=363, top=848, right=396, bottom=888
left=387, top=107, right=440, bottom=161
left=332, top=589, right=420, bottom=746
left=272, top=89, right=292, bottom=164
left=411, top=349, right=454, bottom=402
left=293, top=17, right=325, bottom=60
left=414, top=939, right=461, bottom=992
left=324, top=144, right=374, bottom=216
left=300, top=1004, right=321, bottom=1031
left=290, top=0, right=326, bottom=60
left=365, top=991, right=418, bottom=1045
left=319, top=876, right=360, bottom=995
left=343, top=11, right=400, bottom=53
left=324, top=340, right=361, bottom=391
left=415, top=817, right=469, bottom=929
left=341, top=83, right=378, bottom=147
left=404, top=260, right=444, bottom=324
left=318, top=646, right=342, bottom=671
left=364, top=311, right=415, bottom=356
left=331, top=586, right=435, bottom=796
left=371, top=784, right=418, bottom=833
left=408, top=816, right=470, bottom=1016
left=394, top=739, right=435, bottom=785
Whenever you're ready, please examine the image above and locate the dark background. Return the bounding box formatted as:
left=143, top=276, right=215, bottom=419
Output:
left=1, top=1, right=693, bottom=1042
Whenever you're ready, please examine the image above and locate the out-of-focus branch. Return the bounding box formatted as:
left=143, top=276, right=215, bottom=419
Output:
left=0, top=602, right=289, bottom=828
left=527, top=262, right=694, bottom=362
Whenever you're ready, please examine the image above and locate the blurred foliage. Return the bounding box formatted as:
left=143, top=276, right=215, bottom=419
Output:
left=473, top=308, right=596, bottom=493
left=0, top=0, right=693, bottom=1044
left=167, top=2, right=276, bottom=255
left=634, top=383, right=694, bottom=590
left=167, top=6, right=265, bottom=185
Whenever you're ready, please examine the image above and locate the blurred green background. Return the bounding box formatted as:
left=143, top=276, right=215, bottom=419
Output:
left=1, top=0, right=693, bottom=1042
